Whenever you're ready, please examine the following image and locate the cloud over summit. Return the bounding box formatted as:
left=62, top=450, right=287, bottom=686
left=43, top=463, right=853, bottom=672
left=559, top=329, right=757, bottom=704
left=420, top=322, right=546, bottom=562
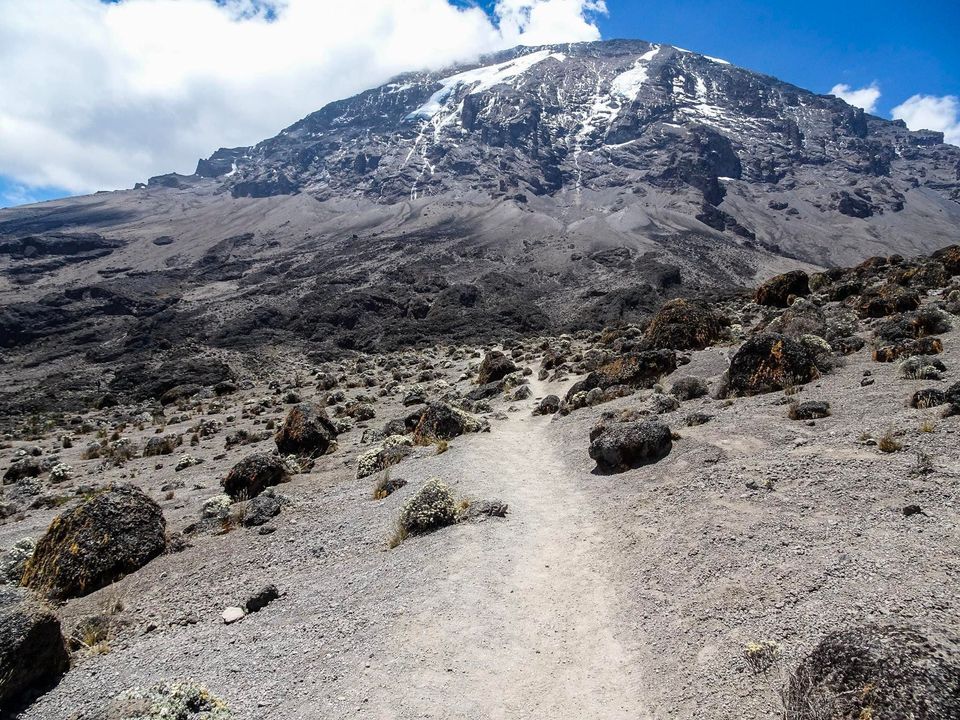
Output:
left=829, top=82, right=881, bottom=114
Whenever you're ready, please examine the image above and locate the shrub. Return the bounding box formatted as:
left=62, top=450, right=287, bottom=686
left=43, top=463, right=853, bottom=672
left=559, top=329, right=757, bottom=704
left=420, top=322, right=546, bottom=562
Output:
left=744, top=640, right=780, bottom=673
left=103, top=682, right=231, bottom=720
left=393, top=478, right=456, bottom=544
left=670, top=377, right=709, bottom=401
left=783, top=625, right=960, bottom=720
left=878, top=429, right=902, bottom=453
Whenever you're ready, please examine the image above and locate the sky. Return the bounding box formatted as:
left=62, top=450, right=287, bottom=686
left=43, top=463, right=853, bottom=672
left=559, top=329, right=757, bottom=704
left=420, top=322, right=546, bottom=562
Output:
left=1, top=0, right=957, bottom=208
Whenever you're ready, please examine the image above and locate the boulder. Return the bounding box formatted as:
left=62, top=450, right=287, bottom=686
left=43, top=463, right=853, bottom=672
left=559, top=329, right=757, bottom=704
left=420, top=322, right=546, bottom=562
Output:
left=0, top=586, right=69, bottom=709
left=533, top=395, right=561, bottom=416
left=245, top=584, right=279, bottom=613
left=241, top=491, right=286, bottom=527
left=3, top=455, right=44, bottom=484
left=788, top=400, right=831, bottom=420
left=142, top=434, right=181, bottom=457
left=873, top=337, right=943, bottom=362
left=222, top=452, right=288, bottom=500
left=109, top=358, right=233, bottom=402
left=412, top=402, right=488, bottom=442
left=589, top=420, right=673, bottom=472
left=159, top=384, right=202, bottom=406
left=783, top=625, right=960, bottom=720
left=274, top=402, right=337, bottom=456
left=857, top=285, right=921, bottom=318
left=754, top=270, right=810, bottom=307
left=893, top=260, right=950, bottom=289
left=477, top=351, right=517, bottom=385
left=644, top=298, right=728, bottom=350
left=766, top=297, right=827, bottom=338
left=899, top=356, right=947, bottom=380
left=456, top=499, right=509, bottom=522
left=876, top=308, right=952, bottom=342
left=725, top=333, right=819, bottom=397
left=20, top=484, right=166, bottom=599
left=566, top=350, right=676, bottom=401
left=932, top=244, right=960, bottom=275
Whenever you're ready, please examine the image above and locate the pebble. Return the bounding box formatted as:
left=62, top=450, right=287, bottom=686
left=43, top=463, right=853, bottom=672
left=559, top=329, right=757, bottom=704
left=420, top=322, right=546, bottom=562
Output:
left=222, top=606, right=245, bottom=624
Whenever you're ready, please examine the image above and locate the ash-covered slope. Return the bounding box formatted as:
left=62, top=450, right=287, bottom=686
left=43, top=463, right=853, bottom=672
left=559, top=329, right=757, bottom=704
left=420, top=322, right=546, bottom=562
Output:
left=1, top=40, right=959, bottom=363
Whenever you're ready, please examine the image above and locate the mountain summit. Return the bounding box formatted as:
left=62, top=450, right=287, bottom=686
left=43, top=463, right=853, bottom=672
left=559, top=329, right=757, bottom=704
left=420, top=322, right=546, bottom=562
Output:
left=1, top=39, right=959, bottom=367
left=192, top=39, right=960, bottom=261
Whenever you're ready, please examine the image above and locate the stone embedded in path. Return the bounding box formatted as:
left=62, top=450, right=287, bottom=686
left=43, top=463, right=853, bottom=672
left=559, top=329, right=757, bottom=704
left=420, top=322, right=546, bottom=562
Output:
left=222, top=606, right=245, bottom=624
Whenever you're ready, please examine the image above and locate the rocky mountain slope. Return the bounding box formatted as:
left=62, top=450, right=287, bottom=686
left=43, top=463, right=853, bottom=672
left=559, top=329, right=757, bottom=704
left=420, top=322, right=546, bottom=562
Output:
left=1, top=39, right=959, bottom=416
left=3, top=249, right=960, bottom=719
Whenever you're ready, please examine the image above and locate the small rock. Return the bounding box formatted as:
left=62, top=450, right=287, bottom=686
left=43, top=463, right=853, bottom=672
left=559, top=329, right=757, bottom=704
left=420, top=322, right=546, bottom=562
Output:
left=222, top=607, right=245, bottom=624
left=245, top=584, right=279, bottom=613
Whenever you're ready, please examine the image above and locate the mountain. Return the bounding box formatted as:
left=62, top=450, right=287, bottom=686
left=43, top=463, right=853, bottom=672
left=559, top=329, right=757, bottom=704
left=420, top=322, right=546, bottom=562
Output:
left=1, top=40, right=959, bottom=373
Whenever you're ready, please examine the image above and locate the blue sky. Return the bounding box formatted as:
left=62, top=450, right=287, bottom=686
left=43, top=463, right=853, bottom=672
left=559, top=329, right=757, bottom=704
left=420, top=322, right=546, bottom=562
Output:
left=595, top=0, right=959, bottom=119
left=1, top=0, right=957, bottom=209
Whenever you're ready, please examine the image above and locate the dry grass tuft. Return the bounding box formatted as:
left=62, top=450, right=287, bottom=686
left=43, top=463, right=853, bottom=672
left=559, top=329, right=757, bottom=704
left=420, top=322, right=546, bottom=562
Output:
left=387, top=521, right=409, bottom=549
left=878, top=429, right=902, bottom=453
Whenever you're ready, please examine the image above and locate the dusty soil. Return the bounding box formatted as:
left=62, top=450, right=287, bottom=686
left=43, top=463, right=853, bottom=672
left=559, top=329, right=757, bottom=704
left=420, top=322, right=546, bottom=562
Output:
left=3, top=316, right=959, bottom=719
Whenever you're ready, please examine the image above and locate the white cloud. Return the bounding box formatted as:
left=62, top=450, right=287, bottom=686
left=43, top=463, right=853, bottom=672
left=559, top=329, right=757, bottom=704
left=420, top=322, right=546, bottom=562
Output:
left=829, top=82, right=881, bottom=114
left=892, top=94, right=960, bottom=147
left=0, top=0, right=606, bottom=195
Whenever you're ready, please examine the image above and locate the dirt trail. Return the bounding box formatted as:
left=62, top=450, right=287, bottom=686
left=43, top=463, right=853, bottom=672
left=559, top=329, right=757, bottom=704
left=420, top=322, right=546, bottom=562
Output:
left=369, top=379, right=650, bottom=719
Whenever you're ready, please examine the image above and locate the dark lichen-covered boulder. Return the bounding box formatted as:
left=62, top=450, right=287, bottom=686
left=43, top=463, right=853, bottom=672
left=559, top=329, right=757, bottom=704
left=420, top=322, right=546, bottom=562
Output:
left=566, top=350, right=677, bottom=401
left=412, top=402, right=488, bottom=442
left=783, top=624, right=960, bottom=720
left=20, top=484, right=166, bottom=599
left=911, top=389, right=946, bottom=409
left=857, top=284, right=921, bottom=318
left=589, top=420, right=672, bottom=472
left=274, top=402, right=337, bottom=456
left=873, top=336, right=943, bottom=362
left=533, top=395, right=561, bottom=416
left=754, top=270, right=810, bottom=307
left=875, top=307, right=952, bottom=343
left=644, top=298, right=728, bottom=350
left=788, top=400, right=831, bottom=420
left=766, top=297, right=827, bottom=338
left=893, top=260, right=951, bottom=290
left=222, top=452, right=288, bottom=500
left=932, top=244, right=960, bottom=275
left=725, top=333, right=819, bottom=397
left=477, top=351, right=517, bottom=385
left=0, top=586, right=69, bottom=709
